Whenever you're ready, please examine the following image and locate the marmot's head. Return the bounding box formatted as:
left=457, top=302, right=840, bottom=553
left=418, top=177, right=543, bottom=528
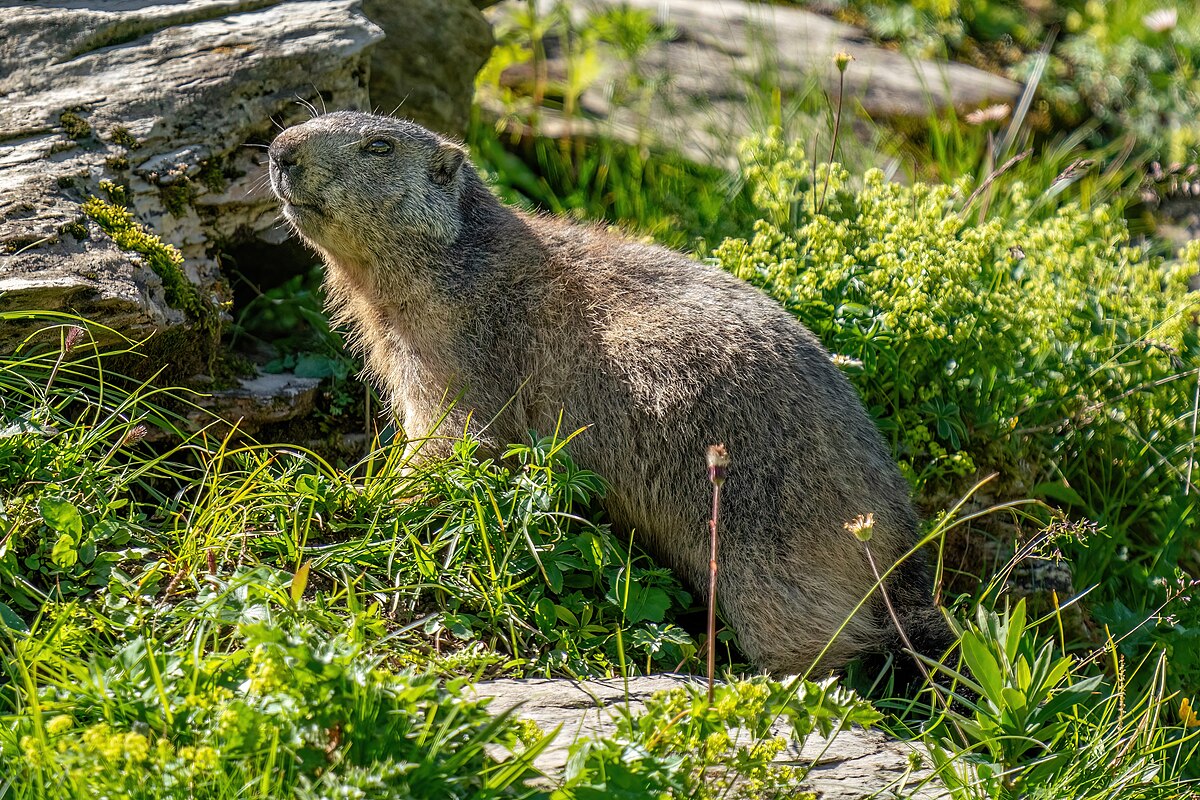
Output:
left=269, top=112, right=469, bottom=261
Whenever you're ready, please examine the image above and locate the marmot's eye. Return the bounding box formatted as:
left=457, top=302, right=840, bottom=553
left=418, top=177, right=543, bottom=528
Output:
left=366, top=139, right=393, bottom=155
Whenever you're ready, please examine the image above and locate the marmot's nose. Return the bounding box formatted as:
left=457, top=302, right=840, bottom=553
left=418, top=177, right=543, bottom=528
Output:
left=270, top=140, right=300, bottom=171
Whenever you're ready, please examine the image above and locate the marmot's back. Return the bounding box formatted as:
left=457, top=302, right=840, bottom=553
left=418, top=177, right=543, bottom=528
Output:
left=531, top=223, right=924, bottom=671
left=268, top=112, right=944, bottom=674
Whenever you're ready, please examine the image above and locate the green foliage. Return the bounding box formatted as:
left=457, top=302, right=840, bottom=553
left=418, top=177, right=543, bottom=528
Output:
left=925, top=599, right=1200, bottom=798
left=0, top=317, right=696, bottom=679
left=0, top=574, right=548, bottom=799
left=197, top=156, right=228, bottom=194
left=713, top=130, right=1200, bottom=718
left=236, top=265, right=356, bottom=382
left=0, top=565, right=897, bottom=800
left=232, top=265, right=330, bottom=354
left=97, top=179, right=128, bottom=206
left=469, top=122, right=755, bottom=253
left=228, top=264, right=364, bottom=421
left=182, top=432, right=695, bottom=677
left=718, top=131, right=1200, bottom=495
left=556, top=677, right=879, bottom=800
left=0, top=319, right=185, bottom=612
left=932, top=601, right=1101, bottom=782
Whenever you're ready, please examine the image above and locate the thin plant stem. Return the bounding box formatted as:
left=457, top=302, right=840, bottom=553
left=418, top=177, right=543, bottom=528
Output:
left=44, top=325, right=84, bottom=397
left=863, top=544, right=932, bottom=685
left=817, top=64, right=847, bottom=215
left=1186, top=365, right=1199, bottom=495
left=705, top=444, right=729, bottom=706
left=708, top=480, right=721, bottom=705
left=861, top=541, right=962, bottom=736
left=526, top=0, right=546, bottom=135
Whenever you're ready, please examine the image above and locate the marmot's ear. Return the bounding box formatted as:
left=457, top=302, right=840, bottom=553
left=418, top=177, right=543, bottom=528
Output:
left=431, top=143, right=466, bottom=186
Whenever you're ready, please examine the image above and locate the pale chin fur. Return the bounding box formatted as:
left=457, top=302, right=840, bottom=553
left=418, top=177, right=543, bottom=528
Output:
left=279, top=200, right=325, bottom=235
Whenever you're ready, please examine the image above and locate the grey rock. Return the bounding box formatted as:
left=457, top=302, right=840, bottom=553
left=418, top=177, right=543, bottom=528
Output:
left=187, top=370, right=324, bottom=435
left=473, top=675, right=945, bottom=799
left=484, top=0, right=1021, bottom=167
left=0, top=0, right=383, bottom=353
left=363, top=0, right=495, bottom=137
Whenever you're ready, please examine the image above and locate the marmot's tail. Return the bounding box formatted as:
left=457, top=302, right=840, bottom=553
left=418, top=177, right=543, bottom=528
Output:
left=895, top=603, right=954, bottom=664
left=876, top=558, right=955, bottom=687
left=857, top=602, right=953, bottom=691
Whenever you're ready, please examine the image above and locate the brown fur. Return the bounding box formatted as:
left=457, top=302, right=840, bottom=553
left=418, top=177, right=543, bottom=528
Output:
left=268, top=111, right=945, bottom=674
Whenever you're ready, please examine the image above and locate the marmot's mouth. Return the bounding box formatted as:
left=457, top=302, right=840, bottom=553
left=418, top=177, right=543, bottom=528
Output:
left=281, top=200, right=324, bottom=219
left=271, top=177, right=322, bottom=218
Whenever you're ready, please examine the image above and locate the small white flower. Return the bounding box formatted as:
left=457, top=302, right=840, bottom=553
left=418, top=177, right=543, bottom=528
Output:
left=829, top=353, right=863, bottom=368
left=1143, top=8, right=1177, bottom=33
left=844, top=513, right=875, bottom=542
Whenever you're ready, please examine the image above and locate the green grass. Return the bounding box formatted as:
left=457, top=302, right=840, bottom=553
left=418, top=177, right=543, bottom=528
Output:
left=0, top=315, right=893, bottom=797
left=0, top=314, right=699, bottom=680
left=1, top=322, right=1196, bottom=796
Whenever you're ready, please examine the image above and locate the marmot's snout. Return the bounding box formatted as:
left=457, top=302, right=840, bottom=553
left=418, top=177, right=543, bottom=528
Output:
left=268, top=129, right=308, bottom=205
left=268, top=125, right=334, bottom=229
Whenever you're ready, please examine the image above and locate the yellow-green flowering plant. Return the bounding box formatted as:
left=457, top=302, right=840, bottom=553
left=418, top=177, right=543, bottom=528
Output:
left=717, top=130, right=1200, bottom=510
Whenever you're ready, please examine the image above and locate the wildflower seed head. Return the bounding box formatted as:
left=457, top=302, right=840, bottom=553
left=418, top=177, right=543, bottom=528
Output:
left=122, top=424, right=148, bottom=446
left=64, top=325, right=85, bottom=353
left=1043, top=516, right=1100, bottom=547
left=964, top=104, right=1011, bottom=126
left=707, top=443, right=729, bottom=486
left=844, top=513, right=875, bottom=542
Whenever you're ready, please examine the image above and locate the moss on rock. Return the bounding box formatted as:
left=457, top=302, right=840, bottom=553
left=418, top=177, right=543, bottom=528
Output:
left=81, top=196, right=221, bottom=364
left=159, top=179, right=198, bottom=217
left=108, top=126, right=141, bottom=149
left=59, top=111, right=91, bottom=140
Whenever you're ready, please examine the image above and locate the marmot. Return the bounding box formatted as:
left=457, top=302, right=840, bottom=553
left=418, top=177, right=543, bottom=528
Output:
left=268, top=111, right=945, bottom=674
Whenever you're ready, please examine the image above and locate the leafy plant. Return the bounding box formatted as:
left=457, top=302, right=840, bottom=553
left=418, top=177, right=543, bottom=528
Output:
left=555, top=676, right=882, bottom=800
left=183, top=432, right=697, bottom=677
left=0, top=317, right=193, bottom=614
left=0, top=573, right=550, bottom=799
left=718, top=130, right=1200, bottom=494
left=924, top=598, right=1200, bottom=798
